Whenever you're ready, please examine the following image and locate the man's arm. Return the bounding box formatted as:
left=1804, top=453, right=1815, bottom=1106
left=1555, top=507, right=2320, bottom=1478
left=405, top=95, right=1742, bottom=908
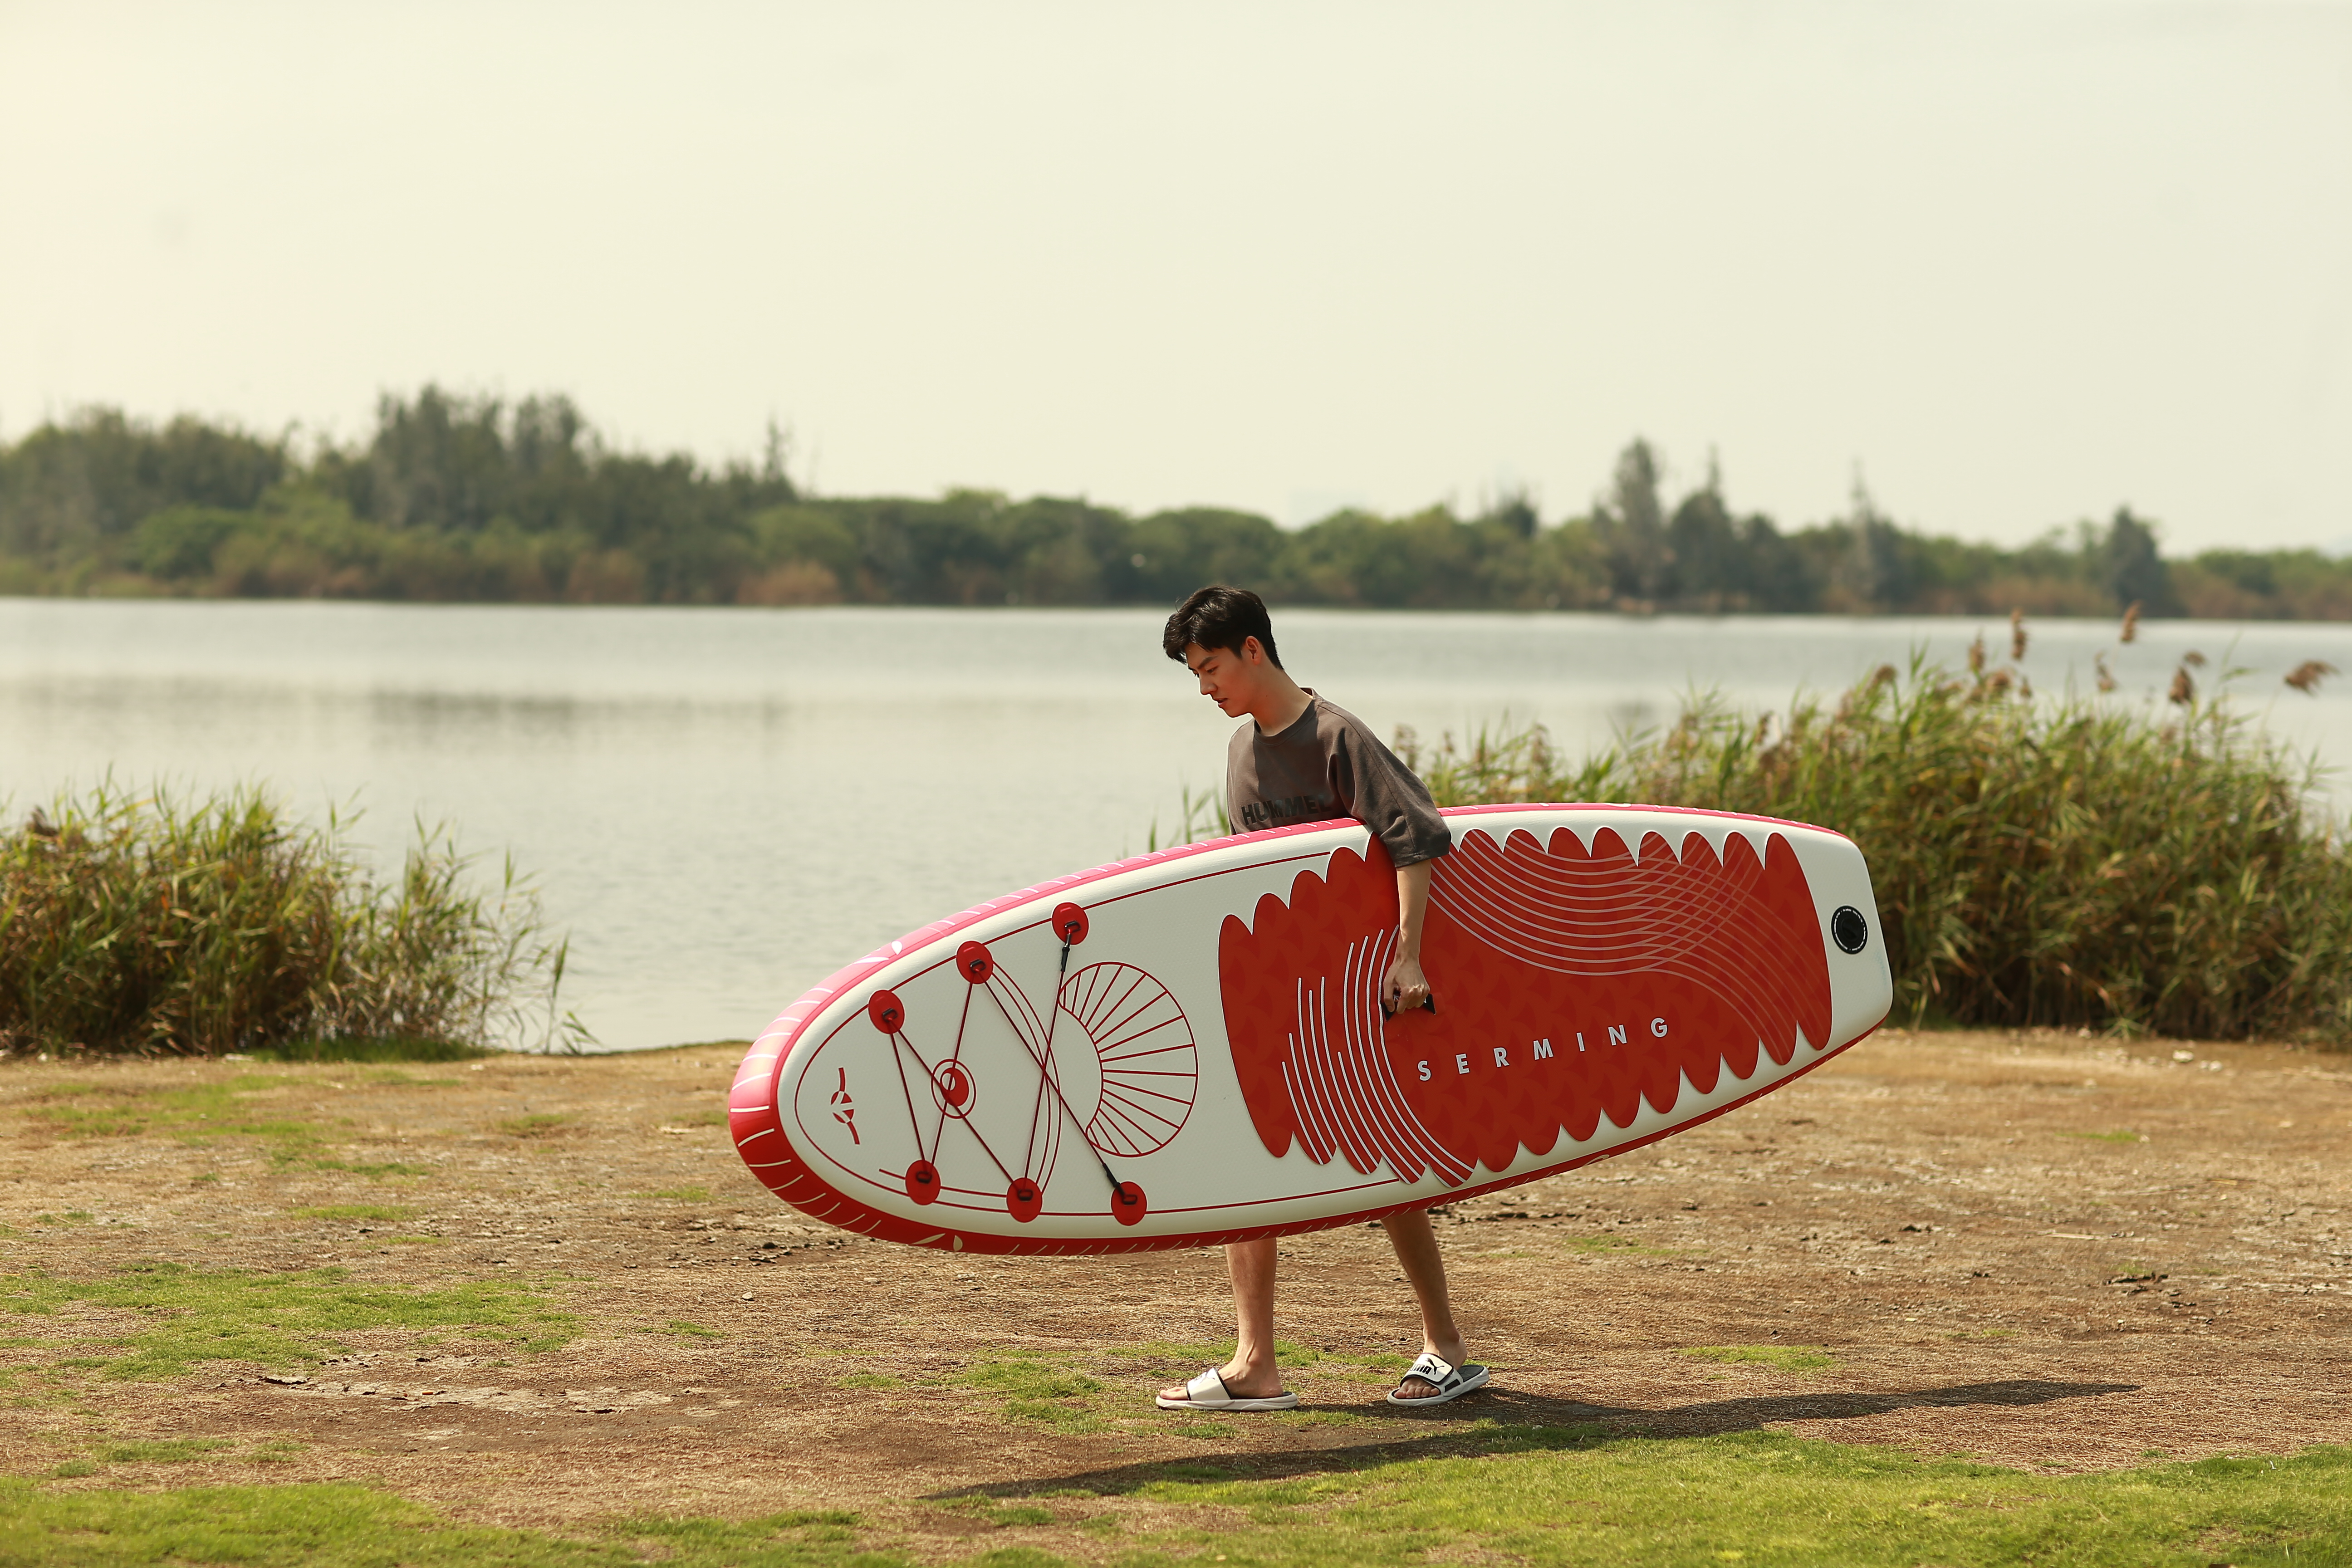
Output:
left=1384, top=859, right=1434, bottom=1012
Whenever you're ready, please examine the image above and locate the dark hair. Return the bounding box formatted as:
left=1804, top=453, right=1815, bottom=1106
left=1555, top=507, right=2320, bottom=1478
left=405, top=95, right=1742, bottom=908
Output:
left=1163, top=584, right=1281, bottom=668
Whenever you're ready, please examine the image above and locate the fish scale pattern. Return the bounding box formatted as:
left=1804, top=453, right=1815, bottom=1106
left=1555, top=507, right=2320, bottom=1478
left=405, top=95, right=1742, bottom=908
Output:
left=1219, top=824, right=1833, bottom=1186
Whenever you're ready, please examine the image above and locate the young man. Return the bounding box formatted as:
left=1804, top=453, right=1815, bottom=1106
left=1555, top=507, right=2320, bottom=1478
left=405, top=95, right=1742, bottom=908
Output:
left=1154, top=583, right=1489, bottom=1411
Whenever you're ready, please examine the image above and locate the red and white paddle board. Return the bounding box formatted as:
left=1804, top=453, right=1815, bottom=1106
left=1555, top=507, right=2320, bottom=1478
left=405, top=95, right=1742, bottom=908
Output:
left=730, top=805, right=1891, bottom=1254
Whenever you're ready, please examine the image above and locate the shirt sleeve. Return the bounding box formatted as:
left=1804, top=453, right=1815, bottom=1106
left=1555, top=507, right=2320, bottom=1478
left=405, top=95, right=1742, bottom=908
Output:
left=1332, top=719, right=1453, bottom=868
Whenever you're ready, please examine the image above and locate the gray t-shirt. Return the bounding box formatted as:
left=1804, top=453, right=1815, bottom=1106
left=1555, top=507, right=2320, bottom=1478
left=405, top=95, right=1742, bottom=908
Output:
left=1225, top=690, right=1454, bottom=868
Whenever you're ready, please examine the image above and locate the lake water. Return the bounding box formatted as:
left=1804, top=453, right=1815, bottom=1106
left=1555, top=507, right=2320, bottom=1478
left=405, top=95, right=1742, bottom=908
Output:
left=9, top=599, right=2352, bottom=1050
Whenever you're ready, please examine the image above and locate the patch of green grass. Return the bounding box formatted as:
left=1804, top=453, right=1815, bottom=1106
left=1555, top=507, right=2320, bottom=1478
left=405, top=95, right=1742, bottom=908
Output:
left=1159, top=1417, right=1245, bottom=1443
left=0, top=1481, right=890, bottom=1566
left=925, top=1496, right=1057, bottom=1528
left=92, top=1438, right=234, bottom=1465
left=249, top=1440, right=303, bottom=1465
left=2060, top=1129, right=2146, bottom=1144
left=497, top=1113, right=572, bottom=1138
left=0, top=1262, right=574, bottom=1377
left=1149, top=1462, right=1236, bottom=1481
left=255, top=1038, right=493, bottom=1063
left=289, top=1205, right=412, bottom=1223
left=1077, top=1431, right=2352, bottom=1565
left=20, top=1076, right=319, bottom=1159
left=964, top=1357, right=1101, bottom=1401
left=1681, top=1344, right=1838, bottom=1373
left=964, top=1355, right=1107, bottom=1432
left=645, top=1187, right=712, bottom=1202
left=638, top=1320, right=724, bottom=1340
left=284, top=1068, right=464, bottom=1090
left=1562, top=1231, right=1681, bottom=1257
left=1002, top=1399, right=1108, bottom=1433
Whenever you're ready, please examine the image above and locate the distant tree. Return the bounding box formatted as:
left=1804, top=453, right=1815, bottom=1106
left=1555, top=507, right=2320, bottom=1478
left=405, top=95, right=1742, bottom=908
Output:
left=1738, top=516, right=1818, bottom=612
left=1128, top=508, right=1283, bottom=605
left=748, top=505, right=859, bottom=582
left=0, top=409, right=285, bottom=562
left=1665, top=477, right=1746, bottom=609
left=1826, top=475, right=1921, bottom=612
left=1593, top=439, right=1672, bottom=603
left=2101, top=506, right=2183, bottom=615
left=998, top=495, right=1126, bottom=604
left=359, top=387, right=512, bottom=530
left=131, top=505, right=247, bottom=580
left=10, top=397, right=2346, bottom=622
left=1275, top=508, right=1399, bottom=605
left=1480, top=488, right=1539, bottom=541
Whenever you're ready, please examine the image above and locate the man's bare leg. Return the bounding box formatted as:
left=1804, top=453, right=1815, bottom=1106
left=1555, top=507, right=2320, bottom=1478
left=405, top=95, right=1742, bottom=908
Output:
left=1382, top=1209, right=1470, bottom=1398
left=1158, top=1237, right=1284, bottom=1401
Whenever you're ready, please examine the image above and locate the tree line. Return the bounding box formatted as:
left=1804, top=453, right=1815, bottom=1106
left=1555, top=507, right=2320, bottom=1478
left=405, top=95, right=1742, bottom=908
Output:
left=3, top=387, right=2346, bottom=618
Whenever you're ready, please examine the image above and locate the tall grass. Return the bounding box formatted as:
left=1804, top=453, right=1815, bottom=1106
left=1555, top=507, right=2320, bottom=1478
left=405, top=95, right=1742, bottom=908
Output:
left=0, top=783, right=584, bottom=1057
left=1386, top=657, right=2352, bottom=1042
left=1146, top=783, right=1230, bottom=853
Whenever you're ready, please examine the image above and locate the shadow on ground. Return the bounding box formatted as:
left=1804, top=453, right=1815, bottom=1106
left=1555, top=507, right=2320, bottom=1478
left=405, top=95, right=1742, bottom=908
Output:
left=955, top=1379, right=2140, bottom=1498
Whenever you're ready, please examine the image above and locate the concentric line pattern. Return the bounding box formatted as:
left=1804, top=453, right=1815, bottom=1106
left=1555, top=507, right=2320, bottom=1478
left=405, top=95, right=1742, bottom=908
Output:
left=1220, top=825, right=1833, bottom=1186
left=1274, top=931, right=1471, bottom=1186
left=1058, top=962, right=1199, bottom=1156
left=1433, top=825, right=1829, bottom=1062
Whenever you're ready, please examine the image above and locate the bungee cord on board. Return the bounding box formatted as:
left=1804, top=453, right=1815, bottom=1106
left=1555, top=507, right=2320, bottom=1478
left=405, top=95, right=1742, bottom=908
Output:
left=869, top=902, right=1145, bottom=1220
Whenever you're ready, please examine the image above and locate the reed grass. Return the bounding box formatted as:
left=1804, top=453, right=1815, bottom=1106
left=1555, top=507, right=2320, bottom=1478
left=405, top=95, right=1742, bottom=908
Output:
left=1388, top=657, right=2352, bottom=1043
left=1146, top=782, right=1230, bottom=853
left=0, top=782, right=585, bottom=1058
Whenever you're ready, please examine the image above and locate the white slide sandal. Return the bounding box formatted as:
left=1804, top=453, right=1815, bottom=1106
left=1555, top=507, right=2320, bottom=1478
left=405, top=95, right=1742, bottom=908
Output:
left=1387, top=1352, right=1490, bottom=1407
left=1155, top=1367, right=1300, bottom=1412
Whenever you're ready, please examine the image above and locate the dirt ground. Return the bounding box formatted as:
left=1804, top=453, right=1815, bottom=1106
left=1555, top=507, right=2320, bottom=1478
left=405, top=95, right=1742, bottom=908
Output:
left=1, top=1028, right=2346, bottom=1543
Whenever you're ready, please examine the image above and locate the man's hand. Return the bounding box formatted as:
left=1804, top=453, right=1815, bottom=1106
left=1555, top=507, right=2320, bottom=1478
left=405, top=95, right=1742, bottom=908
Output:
left=1384, top=951, right=1432, bottom=1014
left=1386, top=859, right=1436, bottom=1014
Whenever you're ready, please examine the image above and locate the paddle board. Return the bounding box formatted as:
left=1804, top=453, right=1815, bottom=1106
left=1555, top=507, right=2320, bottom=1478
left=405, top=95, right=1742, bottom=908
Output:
left=730, top=804, right=1891, bottom=1254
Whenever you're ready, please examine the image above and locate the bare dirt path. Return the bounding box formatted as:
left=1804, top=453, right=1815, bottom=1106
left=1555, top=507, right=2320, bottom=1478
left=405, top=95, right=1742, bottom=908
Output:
left=1, top=1029, right=2345, bottom=1544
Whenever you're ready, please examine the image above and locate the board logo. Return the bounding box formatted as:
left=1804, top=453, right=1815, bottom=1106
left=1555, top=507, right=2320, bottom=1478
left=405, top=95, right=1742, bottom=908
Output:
left=1218, top=825, right=1833, bottom=1186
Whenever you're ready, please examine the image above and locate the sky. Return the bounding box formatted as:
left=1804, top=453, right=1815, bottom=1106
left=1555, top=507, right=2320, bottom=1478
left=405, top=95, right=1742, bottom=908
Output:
left=2, top=1, right=2348, bottom=550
